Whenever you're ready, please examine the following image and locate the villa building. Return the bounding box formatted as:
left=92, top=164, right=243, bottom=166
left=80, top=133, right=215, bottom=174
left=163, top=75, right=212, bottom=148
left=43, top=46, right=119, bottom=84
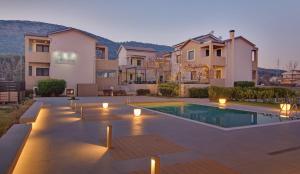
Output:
left=170, top=30, right=258, bottom=87
left=24, top=28, right=118, bottom=96
left=117, top=45, right=171, bottom=85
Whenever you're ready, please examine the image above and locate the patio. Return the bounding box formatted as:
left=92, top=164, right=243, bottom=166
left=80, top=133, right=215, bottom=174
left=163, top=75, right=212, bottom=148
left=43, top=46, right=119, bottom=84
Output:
left=12, top=96, right=300, bottom=174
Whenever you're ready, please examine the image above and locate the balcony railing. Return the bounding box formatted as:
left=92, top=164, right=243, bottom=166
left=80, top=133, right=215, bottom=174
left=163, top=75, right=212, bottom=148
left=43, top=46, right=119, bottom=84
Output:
left=26, top=51, right=50, bottom=63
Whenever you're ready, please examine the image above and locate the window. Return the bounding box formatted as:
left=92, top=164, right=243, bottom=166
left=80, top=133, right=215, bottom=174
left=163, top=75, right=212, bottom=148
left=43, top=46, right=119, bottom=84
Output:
left=191, top=71, right=197, bottom=80
left=205, top=49, right=209, bottom=57
left=176, top=55, right=180, bottom=63
left=216, top=49, right=222, bottom=57
left=130, top=58, right=133, bottom=65
left=216, top=70, right=222, bottom=79
left=29, top=66, right=32, bottom=76
left=187, top=50, right=194, bottom=60
left=252, top=50, right=256, bottom=62
left=137, top=59, right=142, bottom=66
left=36, top=44, right=49, bottom=52
left=96, top=70, right=116, bottom=78
left=36, top=68, right=49, bottom=76
left=130, top=74, right=133, bottom=80
left=96, top=48, right=104, bottom=59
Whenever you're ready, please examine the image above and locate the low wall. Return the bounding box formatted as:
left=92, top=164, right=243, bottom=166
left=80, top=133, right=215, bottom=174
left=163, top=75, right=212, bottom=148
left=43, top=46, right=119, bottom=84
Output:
left=120, top=84, right=158, bottom=95
left=180, top=84, right=210, bottom=97
left=77, top=84, right=98, bottom=96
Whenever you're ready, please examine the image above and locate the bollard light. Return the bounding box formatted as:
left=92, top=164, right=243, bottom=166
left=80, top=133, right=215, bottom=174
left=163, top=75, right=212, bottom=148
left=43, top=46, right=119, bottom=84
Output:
left=80, top=106, right=83, bottom=119
left=219, top=98, right=227, bottom=105
left=102, top=102, right=109, bottom=109
left=106, top=125, right=112, bottom=149
left=150, top=156, right=160, bottom=174
left=134, top=108, right=141, bottom=117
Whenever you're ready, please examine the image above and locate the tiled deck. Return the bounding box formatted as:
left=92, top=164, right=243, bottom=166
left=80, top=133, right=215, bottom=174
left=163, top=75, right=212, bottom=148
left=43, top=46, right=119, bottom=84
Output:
left=12, top=96, right=300, bottom=174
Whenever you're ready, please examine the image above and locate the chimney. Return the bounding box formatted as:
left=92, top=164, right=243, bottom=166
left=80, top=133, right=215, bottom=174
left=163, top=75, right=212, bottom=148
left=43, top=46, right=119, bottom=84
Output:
left=229, top=30, right=235, bottom=40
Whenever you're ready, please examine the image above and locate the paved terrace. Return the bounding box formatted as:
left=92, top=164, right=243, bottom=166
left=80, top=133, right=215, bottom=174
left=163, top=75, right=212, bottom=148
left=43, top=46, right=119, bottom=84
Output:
left=12, top=96, right=300, bottom=174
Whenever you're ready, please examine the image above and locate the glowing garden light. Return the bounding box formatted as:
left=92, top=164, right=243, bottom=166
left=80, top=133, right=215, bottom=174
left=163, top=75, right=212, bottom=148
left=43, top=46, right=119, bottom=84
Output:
left=280, top=103, right=291, bottom=111
left=134, top=108, right=142, bottom=117
left=102, top=103, right=109, bottom=109
left=219, top=98, right=227, bottom=105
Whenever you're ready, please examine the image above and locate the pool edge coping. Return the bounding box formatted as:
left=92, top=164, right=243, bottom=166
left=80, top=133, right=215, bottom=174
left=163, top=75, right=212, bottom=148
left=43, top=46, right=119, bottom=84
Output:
left=129, top=103, right=300, bottom=131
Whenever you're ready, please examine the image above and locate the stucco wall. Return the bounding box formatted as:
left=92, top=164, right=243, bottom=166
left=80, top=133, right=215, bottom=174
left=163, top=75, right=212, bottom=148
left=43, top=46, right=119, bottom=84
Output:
left=233, top=39, right=254, bottom=82
left=49, top=30, right=96, bottom=90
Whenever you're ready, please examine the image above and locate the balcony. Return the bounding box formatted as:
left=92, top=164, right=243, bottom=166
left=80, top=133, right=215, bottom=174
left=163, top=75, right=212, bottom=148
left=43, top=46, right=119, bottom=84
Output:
left=202, top=56, right=225, bottom=66
left=25, top=51, right=50, bottom=63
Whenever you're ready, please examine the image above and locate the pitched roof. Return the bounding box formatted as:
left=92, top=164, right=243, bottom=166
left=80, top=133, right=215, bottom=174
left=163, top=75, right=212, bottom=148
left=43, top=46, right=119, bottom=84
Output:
left=224, top=36, right=256, bottom=47
left=122, top=45, right=156, bottom=52
left=173, top=33, right=223, bottom=48
left=48, top=27, right=97, bottom=41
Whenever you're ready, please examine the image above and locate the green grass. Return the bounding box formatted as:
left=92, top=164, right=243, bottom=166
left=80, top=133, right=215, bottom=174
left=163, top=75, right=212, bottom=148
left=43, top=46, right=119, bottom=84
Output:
left=229, top=101, right=279, bottom=108
left=0, top=100, right=33, bottom=137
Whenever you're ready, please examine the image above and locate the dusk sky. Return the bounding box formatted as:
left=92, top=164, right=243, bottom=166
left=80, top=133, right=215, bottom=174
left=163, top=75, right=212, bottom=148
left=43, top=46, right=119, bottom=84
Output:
left=1, top=0, right=300, bottom=69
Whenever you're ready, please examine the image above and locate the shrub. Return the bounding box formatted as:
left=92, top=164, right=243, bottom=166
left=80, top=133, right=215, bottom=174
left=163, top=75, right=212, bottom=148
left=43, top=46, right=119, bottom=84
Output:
left=37, top=79, right=66, bottom=97
left=208, top=86, right=233, bottom=101
left=234, top=81, right=255, bottom=88
left=136, top=89, right=150, bottom=96
left=25, top=89, right=33, bottom=98
left=189, top=87, right=208, bottom=98
left=158, top=82, right=179, bottom=97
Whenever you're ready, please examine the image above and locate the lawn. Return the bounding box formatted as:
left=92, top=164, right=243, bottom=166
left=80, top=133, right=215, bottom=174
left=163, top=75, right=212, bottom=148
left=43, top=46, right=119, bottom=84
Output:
left=0, top=99, right=34, bottom=137
left=229, top=101, right=280, bottom=109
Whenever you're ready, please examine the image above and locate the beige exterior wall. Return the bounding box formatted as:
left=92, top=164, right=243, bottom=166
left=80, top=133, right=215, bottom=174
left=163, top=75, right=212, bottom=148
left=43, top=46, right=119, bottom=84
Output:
left=49, top=30, right=97, bottom=91
left=25, top=36, right=51, bottom=89
left=25, top=30, right=120, bottom=96
left=96, top=59, right=119, bottom=90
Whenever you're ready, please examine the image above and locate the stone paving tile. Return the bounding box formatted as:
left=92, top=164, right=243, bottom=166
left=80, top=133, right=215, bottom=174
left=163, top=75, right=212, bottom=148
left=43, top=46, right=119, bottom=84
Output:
left=13, top=96, right=300, bottom=174
left=130, top=159, right=239, bottom=174
left=107, top=134, right=187, bottom=161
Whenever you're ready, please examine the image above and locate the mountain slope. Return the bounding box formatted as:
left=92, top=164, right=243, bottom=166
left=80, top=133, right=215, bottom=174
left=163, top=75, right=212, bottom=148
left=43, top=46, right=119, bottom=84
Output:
left=0, top=20, right=174, bottom=59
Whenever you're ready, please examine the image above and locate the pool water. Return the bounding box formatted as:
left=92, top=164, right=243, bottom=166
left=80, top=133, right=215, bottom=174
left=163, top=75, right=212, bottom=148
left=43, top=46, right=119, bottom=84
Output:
left=146, top=104, right=293, bottom=128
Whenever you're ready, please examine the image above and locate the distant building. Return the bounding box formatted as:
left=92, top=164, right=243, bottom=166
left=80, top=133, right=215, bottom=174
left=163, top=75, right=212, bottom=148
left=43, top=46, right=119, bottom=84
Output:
left=117, top=45, right=171, bottom=85
left=281, top=70, right=300, bottom=86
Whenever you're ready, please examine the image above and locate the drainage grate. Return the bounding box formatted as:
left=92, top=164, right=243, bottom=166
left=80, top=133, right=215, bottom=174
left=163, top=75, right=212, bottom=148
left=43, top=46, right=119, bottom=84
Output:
left=268, top=146, right=300, bottom=155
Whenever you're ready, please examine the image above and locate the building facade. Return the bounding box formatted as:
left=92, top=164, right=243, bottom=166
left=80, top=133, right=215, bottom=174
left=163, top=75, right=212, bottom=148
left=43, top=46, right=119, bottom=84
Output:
left=117, top=45, right=171, bottom=85
left=24, top=29, right=258, bottom=96
left=24, top=28, right=118, bottom=96
left=170, top=30, right=258, bottom=87
left=281, top=70, right=300, bottom=86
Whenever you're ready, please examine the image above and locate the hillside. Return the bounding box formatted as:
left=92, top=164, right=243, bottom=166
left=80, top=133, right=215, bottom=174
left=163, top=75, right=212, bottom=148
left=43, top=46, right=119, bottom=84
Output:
left=0, top=20, right=174, bottom=59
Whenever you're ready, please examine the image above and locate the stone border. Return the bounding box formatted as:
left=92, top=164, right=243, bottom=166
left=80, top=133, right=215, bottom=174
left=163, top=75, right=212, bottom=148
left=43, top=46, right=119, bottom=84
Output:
left=19, top=101, right=43, bottom=124
left=0, top=124, right=32, bottom=174
left=130, top=103, right=300, bottom=131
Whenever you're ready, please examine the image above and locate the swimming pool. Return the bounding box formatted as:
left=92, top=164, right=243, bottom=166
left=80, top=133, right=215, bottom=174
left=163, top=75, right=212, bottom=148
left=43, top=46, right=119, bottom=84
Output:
left=145, top=104, right=295, bottom=128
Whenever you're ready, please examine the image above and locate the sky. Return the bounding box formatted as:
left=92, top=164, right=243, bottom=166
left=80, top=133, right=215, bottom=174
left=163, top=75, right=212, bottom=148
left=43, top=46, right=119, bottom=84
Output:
left=1, top=0, right=300, bottom=69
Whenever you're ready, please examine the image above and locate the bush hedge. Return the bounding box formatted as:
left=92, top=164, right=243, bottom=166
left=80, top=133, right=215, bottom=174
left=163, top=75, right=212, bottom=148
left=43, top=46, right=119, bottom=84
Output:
left=136, top=89, right=150, bottom=96
left=208, top=86, right=296, bottom=102
left=208, top=86, right=233, bottom=101
left=189, top=87, right=208, bottom=98
left=38, top=79, right=66, bottom=97
left=234, top=81, right=255, bottom=88
left=158, top=83, right=179, bottom=97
